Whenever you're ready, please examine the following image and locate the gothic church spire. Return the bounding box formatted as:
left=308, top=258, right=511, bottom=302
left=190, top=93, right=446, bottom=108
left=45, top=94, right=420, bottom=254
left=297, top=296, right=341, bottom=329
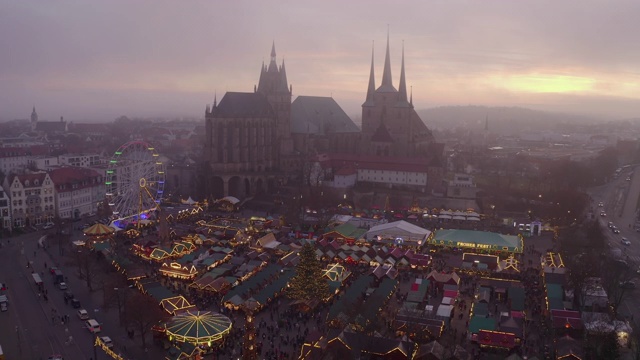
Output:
left=364, top=42, right=376, bottom=106
left=378, top=29, right=396, bottom=92
left=398, top=41, right=408, bottom=103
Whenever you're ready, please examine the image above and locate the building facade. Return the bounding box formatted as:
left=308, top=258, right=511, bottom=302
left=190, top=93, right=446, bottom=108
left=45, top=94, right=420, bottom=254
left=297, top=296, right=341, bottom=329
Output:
left=49, top=167, right=104, bottom=219
left=58, top=154, right=102, bottom=168
left=3, top=172, right=56, bottom=227
left=203, top=43, right=293, bottom=199
left=0, top=185, right=10, bottom=231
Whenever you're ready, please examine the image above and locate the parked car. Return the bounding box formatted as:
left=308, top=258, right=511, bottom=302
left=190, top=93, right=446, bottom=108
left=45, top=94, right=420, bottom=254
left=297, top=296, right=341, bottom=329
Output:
left=58, top=282, right=68, bottom=290
left=43, top=222, right=55, bottom=230
left=85, top=319, right=101, bottom=333
left=70, top=298, right=81, bottom=309
left=77, top=309, right=89, bottom=320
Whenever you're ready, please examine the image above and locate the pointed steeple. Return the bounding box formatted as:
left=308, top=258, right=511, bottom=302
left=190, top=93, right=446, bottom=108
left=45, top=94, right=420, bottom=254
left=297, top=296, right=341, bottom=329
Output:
left=268, top=41, right=278, bottom=72
left=214, top=93, right=217, bottom=107
left=280, top=59, right=289, bottom=93
left=271, top=41, right=276, bottom=60
left=398, top=41, right=408, bottom=103
left=31, top=106, right=38, bottom=123
left=484, top=115, right=489, bottom=131
left=378, top=29, right=396, bottom=92
left=363, top=42, right=376, bottom=106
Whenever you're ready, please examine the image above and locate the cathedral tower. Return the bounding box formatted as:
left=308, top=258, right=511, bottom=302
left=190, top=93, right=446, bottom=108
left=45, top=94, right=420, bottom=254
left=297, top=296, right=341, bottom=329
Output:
left=360, top=33, right=434, bottom=157
left=257, top=42, right=294, bottom=163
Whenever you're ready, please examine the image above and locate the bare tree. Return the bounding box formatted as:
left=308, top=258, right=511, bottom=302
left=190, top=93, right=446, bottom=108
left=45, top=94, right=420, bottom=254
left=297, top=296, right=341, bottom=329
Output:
left=124, top=293, right=168, bottom=348
left=66, top=247, right=103, bottom=291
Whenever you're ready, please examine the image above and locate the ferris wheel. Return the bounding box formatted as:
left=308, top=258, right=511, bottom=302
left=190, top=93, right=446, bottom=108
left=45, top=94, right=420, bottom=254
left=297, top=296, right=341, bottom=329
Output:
left=105, top=140, right=165, bottom=222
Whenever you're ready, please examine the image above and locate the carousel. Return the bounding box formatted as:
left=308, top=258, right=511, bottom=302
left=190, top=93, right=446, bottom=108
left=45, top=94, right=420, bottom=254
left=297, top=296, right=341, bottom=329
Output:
left=164, top=310, right=232, bottom=346
left=83, top=223, right=115, bottom=247
left=83, top=223, right=115, bottom=237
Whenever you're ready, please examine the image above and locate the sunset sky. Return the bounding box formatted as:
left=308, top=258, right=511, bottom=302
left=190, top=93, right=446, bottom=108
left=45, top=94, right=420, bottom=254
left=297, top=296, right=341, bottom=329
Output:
left=2, top=0, right=640, bottom=122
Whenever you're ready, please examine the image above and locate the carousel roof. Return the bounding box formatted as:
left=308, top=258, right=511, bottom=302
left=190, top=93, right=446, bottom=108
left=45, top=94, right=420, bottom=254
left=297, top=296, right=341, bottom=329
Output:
left=83, top=223, right=114, bottom=236
left=165, top=310, right=232, bottom=345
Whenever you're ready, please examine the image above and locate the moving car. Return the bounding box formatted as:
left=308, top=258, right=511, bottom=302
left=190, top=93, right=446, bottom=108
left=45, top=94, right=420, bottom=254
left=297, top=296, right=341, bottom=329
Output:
left=58, top=282, right=68, bottom=290
left=598, top=202, right=604, bottom=207
left=77, top=309, right=89, bottom=320
left=85, top=319, right=101, bottom=333
left=600, top=212, right=606, bottom=217
left=621, top=238, right=631, bottom=246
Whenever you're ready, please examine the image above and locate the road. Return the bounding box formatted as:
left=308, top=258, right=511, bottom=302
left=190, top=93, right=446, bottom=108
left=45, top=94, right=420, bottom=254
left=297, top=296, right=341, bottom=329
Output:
left=1, top=223, right=170, bottom=360
left=588, top=167, right=640, bottom=322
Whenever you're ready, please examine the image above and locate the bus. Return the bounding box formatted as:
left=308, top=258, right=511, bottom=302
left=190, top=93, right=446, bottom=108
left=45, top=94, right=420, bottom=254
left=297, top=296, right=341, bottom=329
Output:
left=32, top=273, right=44, bottom=291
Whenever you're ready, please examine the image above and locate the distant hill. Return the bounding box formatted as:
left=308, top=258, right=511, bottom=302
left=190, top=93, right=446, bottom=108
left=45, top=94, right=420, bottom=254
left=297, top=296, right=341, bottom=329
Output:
left=417, top=105, right=600, bottom=134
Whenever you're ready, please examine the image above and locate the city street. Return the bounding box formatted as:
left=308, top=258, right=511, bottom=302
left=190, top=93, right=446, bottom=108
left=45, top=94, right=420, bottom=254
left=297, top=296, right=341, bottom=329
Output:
left=589, top=166, right=640, bottom=322
left=0, top=227, right=163, bottom=360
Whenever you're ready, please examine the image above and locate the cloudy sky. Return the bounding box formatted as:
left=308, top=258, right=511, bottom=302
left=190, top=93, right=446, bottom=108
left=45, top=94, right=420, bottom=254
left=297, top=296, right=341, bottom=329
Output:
left=2, top=0, right=640, bottom=122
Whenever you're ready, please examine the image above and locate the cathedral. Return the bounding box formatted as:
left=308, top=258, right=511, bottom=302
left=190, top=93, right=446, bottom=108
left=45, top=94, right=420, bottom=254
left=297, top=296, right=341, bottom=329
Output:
left=359, top=34, right=435, bottom=157
left=203, top=43, right=296, bottom=199
left=201, top=36, right=442, bottom=200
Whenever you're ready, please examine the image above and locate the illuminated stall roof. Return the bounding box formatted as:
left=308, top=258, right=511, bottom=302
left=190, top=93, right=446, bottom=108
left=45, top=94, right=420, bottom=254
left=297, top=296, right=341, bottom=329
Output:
left=429, top=229, right=523, bottom=253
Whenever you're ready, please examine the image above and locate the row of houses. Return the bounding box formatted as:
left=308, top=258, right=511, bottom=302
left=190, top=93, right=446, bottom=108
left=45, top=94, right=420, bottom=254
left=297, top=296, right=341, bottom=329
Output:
left=0, top=166, right=105, bottom=229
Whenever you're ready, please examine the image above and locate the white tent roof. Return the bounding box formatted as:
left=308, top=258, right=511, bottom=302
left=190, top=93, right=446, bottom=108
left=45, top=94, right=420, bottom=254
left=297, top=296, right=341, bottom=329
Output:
left=181, top=197, right=196, bottom=205
left=365, top=220, right=431, bottom=241
left=436, top=304, right=453, bottom=317
left=221, top=196, right=240, bottom=205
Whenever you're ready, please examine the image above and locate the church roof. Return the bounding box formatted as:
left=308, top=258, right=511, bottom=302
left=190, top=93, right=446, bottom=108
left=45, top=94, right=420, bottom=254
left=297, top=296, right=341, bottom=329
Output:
left=214, top=92, right=274, bottom=118
left=370, top=122, right=394, bottom=143
left=291, top=96, right=359, bottom=134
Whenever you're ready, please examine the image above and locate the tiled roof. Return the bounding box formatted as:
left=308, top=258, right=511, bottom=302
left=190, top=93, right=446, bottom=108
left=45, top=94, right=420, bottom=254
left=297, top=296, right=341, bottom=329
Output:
left=213, top=92, right=274, bottom=118
left=9, top=173, right=49, bottom=188
left=291, top=96, right=359, bottom=134
left=48, top=167, right=102, bottom=192
left=316, top=152, right=439, bottom=173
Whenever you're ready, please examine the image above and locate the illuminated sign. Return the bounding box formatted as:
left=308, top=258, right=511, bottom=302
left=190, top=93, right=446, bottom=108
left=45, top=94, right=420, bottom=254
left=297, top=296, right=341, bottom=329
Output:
left=95, top=336, right=124, bottom=360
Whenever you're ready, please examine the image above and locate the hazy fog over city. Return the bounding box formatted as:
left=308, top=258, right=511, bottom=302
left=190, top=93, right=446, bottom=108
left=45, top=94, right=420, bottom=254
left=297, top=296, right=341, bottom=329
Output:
left=2, top=0, right=640, bottom=122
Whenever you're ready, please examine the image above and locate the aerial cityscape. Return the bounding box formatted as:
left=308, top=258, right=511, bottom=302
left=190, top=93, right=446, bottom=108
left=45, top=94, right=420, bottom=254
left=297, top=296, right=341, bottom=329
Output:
left=2, top=2, right=640, bottom=360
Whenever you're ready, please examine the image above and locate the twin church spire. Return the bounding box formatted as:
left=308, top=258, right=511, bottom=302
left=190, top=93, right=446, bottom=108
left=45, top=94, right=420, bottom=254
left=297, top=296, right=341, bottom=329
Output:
left=364, top=32, right=410, bottom=106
